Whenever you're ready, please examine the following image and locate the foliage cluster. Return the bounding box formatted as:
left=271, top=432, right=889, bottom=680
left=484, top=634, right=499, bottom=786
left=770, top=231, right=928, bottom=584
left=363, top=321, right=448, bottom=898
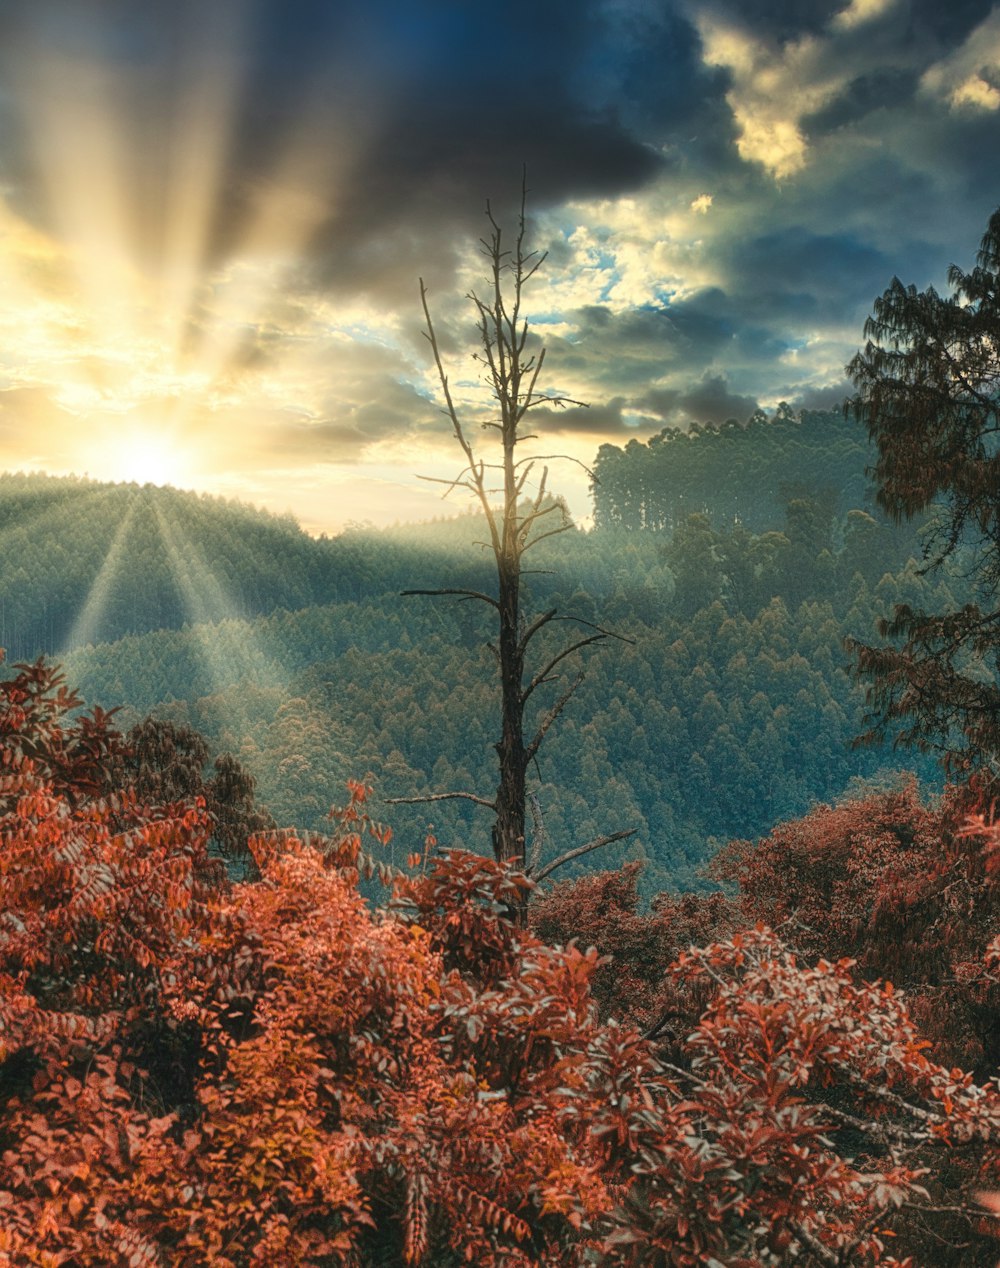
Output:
left=2, top=661, right=1000, bottom=1266
left=536, top=781, right=1000, bottom=1264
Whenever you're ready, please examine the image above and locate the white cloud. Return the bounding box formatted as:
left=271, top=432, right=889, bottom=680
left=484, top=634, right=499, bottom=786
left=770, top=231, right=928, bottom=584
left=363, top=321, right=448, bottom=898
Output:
left=695, top=16, right=848, bottom=179
left=950, top=76, right=1000, bottom=111
left=831, top=0, right=897, bottom=33
left=921, top=8, right=1000, bottom=113
left=532, top=189, right=721, bottom=318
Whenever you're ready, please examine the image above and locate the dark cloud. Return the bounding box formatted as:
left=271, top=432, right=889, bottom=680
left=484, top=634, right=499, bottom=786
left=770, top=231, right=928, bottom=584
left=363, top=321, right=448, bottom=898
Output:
left=719, top=228, right=892, bottom=322
left=909, top=0, right=996, bottom=44
left=547, top=293, right=737, bottom=391
left=639, top=374, right=758, bottom=426
left=792, top=381, right=852, bottom=412
left=805, top=68, right=920, bottom=133
left=0, top=0, right=672, bottom=300
left=532, top=398, right=628, bottom=436
left=713, top=0, right=993, bottom=47
left=717, top=0, right=844, bottom=43
left=299, top=114, right=661, bottom=299
left=574, top=2, right=732, bottom=147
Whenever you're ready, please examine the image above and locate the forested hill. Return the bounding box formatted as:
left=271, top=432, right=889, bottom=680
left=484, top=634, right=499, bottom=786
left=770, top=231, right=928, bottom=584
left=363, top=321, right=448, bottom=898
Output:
left=592, top=406, right=869, bottom=532
left=31, top=404, right=955, bottom=892
left=0, top=474, right=325, bottom=657
left=1, top=409, right=954, bottom=889
left=0, top=408, right=871, bottom=657
left=0, top=472, right=501, bottom=658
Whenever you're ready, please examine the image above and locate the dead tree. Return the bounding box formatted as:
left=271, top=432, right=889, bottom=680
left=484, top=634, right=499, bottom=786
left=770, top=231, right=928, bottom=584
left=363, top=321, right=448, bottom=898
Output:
left=392, top=181, right=634, bottom=907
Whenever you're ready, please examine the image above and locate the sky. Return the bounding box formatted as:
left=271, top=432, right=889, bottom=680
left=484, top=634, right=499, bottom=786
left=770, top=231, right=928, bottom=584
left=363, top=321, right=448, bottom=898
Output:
left=0, top=0, right=997, bottom=534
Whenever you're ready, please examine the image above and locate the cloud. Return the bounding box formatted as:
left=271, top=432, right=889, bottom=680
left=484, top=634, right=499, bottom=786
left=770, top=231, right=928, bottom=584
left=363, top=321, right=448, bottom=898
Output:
left=0, top=0, right=669, bottom=309
left=691, top=0, right=1000, bottom=183
left=791, top=380, right=852, bottom=411
left=530, top=398, right=628, bottom=436
left=0, top=0, right=996, bottom=531
left=638, top=373, right=758, bottom=426
left=693, top=13, right=848, bottom=177
left=921, top=6, right=1000, bottom=113
left=721, top=227, right=892, bottom=318
left=831, top=0, right=899, bottom=32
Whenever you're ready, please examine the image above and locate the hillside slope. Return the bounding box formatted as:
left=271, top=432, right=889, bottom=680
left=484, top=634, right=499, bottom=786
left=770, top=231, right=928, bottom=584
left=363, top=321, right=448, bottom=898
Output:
left=8, top=409, right=951, bottom=887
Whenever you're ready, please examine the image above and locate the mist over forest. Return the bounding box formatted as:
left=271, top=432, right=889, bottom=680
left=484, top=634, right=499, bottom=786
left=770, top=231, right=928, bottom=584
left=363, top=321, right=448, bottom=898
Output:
left=0, top=404, right=949, bottom=892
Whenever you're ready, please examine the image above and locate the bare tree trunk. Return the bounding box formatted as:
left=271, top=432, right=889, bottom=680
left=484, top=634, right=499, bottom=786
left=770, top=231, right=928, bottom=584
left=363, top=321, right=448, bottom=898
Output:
left=494, top=539, right=526, bottom=865
left=394, top=175, right=635, bottom=919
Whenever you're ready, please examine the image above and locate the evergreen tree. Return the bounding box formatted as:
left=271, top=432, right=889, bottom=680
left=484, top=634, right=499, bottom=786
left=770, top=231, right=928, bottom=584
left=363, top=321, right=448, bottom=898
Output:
left=847, top=206, right=1000, bottom=789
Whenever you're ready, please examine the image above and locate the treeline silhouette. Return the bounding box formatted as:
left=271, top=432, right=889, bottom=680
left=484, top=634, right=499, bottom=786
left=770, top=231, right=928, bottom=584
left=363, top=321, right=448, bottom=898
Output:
left=592, top=405, right=870, bottom=532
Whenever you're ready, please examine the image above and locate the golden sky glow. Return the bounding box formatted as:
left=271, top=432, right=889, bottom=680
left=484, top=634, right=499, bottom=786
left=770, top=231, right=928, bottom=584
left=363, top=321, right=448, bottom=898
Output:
left=0, top=0, right=997, bottom=533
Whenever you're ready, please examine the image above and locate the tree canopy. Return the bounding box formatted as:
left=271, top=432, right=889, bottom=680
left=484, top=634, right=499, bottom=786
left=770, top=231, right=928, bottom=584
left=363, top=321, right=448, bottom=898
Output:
left=848, top=207, right=1000, bottom=790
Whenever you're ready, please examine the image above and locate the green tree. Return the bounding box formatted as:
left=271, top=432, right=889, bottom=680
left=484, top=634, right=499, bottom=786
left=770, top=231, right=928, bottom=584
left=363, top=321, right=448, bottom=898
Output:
left=847, top=206, right=1000, bottom=789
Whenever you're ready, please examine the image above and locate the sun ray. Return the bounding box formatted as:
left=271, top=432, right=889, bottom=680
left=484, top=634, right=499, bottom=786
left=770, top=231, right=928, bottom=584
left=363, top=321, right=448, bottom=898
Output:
left=13, top=43, right=142, bottom=357
left=61, top=493, right=140, bottom=652
left=155, top=2, right=254, bottom=366
left=152, top=498, right=289, bottom=699
left=0, top=6, right=402, bottom=527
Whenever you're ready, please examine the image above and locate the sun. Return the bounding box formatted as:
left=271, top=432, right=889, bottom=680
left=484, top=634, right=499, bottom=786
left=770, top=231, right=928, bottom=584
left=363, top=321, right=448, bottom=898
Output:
left=102, top=428, right=194, bottom=488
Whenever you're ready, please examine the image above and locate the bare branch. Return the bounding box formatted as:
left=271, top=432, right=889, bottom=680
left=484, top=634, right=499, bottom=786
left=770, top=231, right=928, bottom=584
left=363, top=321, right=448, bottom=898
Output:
left=519, top=345, right=547, bottom=418
left=522, top=393, right=590, bottom=412
left=532, top=829, right=638, bottom=883
left=843, top=1068, right=948, bottom=1126
left=642, top=1007, right=683, bottom=1043
left=525, top=673, right=585, bottom=765
left=514, top=452, right=596, bottom=477
left=818, top=1100, right=930, bottom=1147
left=520, top=523, right=576, bottom=552
left=530, top=468, right=550, bottom=512
left=522, top=635, right=611, bottom=706
left=416, top=472, right=481, bottom=497
left=518, top=608, right=559, bottom=655
left=791, top=1224, right=844, bottom=1268
left=386, top=791, right=497, bottom=811
left=420, top=278, right=501, bottom=558
left=401, top=588, right=499, bottom=610
left=518, top=503, right=565, bottom=538
left=547, top=615, right=637, bottom=644
left=527, top=792, right=546, bottom=874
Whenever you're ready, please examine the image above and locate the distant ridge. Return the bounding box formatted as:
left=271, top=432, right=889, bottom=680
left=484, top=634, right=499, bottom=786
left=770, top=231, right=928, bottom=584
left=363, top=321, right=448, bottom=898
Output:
left=0, top=472, right=342, bottom=658
left=0, top=472, right=505, bottom=661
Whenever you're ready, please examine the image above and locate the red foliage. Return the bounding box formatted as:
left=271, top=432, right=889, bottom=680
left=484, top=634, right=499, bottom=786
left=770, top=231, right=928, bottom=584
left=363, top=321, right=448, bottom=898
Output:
left=531, top=861, right=740, bottom=1032
left=0, top=659, right=218, bottom=1264
left=1, top=663, right=999, bottom=1265
left=601, top=925, right=1000, bottom=1267
left=714, top=781, right=1000, bottom=1074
